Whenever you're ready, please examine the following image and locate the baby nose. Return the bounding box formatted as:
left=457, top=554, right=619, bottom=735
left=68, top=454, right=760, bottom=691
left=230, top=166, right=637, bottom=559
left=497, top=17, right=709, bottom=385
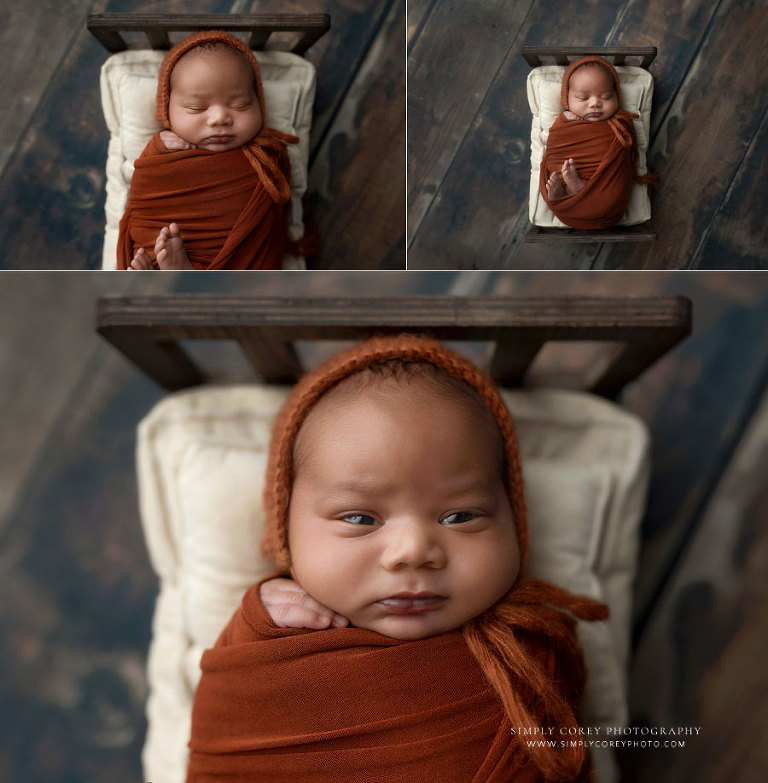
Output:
left=380, top=521, right=446, bottom=570
left=207, top=106, right=232, bottom=126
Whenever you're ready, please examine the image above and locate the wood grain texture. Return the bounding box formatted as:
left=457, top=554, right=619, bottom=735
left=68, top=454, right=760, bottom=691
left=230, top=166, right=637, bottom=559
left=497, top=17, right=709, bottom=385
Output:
left=620, top=276, right=768, bottom=626
left=525, top=222, right=656, bottom=243
left=0, top=274, right=174, bottom=529
left=594, top=0, right=768, bottom=269
left=0, top=357, right=163, bottom=782
left=407, top=0, right=532, bottom=245
left=406, top=0, right=432, bottom=46
left=95, top=294, right=691, bottom=338
left=695, top=102, right=768, bottom=270
left=623, top=381, right=768, bottom=782
left=0, top=0, right=93, bottom=180
left=307, top=0, right=405, bottom=269
left=0, top=273, right=172, bottom=783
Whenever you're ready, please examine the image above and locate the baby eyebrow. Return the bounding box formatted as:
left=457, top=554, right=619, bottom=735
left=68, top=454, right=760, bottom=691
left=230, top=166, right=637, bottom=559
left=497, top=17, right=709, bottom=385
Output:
left=443, top=480, right=498, bottom=499
left=326, top=478, right=389, bottom=495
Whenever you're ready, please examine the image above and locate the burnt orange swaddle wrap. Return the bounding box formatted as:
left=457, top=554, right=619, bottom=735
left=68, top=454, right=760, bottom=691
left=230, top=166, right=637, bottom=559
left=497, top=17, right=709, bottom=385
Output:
left=117, top=31, right=297, bottom=270
left=189, top=576, right=592, bottom=783
left=539, top=56, right=654, bottom=229
left=187, top=336, right=610, bottom=783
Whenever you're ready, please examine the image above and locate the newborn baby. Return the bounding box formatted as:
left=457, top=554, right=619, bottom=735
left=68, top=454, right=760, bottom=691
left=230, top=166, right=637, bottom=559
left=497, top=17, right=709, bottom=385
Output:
left=117, top=31, right=297, bottom=271
left=539, top=55, right=655, bottom=229
left=186, top=335, right=608, bottom=783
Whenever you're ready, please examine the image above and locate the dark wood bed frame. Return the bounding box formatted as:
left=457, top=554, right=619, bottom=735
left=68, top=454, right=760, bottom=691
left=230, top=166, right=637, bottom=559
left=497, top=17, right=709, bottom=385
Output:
left=87, top=13, right=331, bottom=55
left=96, top=294, right=691, bottom=399
left=522, top=46, right=658, bottom=244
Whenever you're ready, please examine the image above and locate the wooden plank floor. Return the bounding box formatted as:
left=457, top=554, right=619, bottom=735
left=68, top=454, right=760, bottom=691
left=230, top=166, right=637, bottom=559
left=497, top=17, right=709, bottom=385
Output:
left=0, top=0, right=405, bottom=270
left=407, top=0, right=768, bottom=270
left=1, top=271, right=766, bottom=781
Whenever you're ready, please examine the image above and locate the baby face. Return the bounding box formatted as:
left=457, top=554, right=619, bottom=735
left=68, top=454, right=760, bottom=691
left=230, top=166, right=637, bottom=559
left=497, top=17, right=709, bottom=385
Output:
left=567, top=65, right=619, bottom=122
left=287, top=377, right=520, bottom=640
left=168, top=46, right=263, bottom=151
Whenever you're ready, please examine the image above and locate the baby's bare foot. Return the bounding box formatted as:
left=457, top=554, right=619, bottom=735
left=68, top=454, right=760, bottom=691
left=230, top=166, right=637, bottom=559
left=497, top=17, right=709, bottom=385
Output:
left=545, top=171, right=566, bottom=200
left=561, top=158, right=583, bottom=194
left=155, top=223, right=193, bottom=270
left=129, top=247, right=154, bottom=270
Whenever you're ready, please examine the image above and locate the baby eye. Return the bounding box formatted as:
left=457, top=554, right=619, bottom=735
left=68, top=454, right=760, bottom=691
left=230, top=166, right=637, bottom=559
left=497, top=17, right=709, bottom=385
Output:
left=232, top=103, right=252, bottom=110
left=441, top=511, right=475, bottom=525
left=342, top=514, right=377, bottom=526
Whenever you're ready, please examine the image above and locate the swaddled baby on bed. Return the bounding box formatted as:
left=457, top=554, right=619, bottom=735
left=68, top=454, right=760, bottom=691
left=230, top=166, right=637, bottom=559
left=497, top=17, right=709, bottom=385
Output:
left=540, top=55, right=655, bottom=229
left=186, top=335, right=609, bottom=783
left=118, top=31, right=297, bottom=270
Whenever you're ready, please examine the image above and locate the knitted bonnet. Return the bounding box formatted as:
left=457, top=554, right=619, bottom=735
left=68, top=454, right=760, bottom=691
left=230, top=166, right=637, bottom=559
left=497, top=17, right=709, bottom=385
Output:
left=155, top=31, right=296, bottom=203
left=260, top=333, right=529, bottom=572
left=259, top=333, right=608, bottom=782
left=560, top=54, right=623, bottom=110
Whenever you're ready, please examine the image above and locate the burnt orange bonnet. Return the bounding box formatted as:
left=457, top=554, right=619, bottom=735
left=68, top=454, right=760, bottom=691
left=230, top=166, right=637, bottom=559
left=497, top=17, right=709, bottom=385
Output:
left=260, top=334, right=529, bottom=574
left=560, top=54, right=623, bottom=110
left=155, top=30, right=268, bottom=127
left=153, top=30, right=298, bottom=205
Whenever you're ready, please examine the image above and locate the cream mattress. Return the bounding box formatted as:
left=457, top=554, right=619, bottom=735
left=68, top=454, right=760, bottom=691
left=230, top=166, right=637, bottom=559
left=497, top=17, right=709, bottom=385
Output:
left=136, top=384, right=649, bottom=783
left=527, top=65, right=653, bottom=227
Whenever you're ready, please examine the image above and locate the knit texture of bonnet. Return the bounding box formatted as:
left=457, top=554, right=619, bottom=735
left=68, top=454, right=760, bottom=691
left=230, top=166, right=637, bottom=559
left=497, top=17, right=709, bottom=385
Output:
left=261, top=333, right=609, bottom=782
left=156, top=30, right=296, bottom=204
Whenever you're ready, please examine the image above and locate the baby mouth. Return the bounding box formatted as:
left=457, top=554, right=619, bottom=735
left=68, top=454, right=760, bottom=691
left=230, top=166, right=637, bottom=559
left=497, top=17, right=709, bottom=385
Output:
left=377, top=593, right=446, bottom=614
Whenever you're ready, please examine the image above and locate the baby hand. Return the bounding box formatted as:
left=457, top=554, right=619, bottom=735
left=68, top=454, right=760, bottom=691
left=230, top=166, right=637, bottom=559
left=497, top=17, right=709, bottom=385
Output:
left=260, top=578, right=349, bottom=630
left=160, top=130, right=195, bottom=150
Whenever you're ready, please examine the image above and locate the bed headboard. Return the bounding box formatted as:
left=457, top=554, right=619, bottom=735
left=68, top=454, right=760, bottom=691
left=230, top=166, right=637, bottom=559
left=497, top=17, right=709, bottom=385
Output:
left=87, top=13, right=330, bottom=55
left=96, top=294, right=691, bottom=399
left=522, top=46, right=657, bottom=70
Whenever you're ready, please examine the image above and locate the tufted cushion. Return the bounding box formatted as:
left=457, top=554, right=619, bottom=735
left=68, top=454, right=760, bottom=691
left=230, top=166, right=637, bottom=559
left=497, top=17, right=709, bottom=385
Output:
left=137, top=385, right=649, bottom=783
left=527, top=65, right=653, bottom=227
left=100, top=49, right=315, bottom=269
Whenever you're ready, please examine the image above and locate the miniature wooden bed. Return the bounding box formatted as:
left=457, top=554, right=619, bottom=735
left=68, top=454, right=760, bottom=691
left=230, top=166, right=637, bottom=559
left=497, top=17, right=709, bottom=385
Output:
left=95, top=293, right=691, bottom=783
left=523, top=46, right=658, bottom=244
left=87, top=13, right=330, bottom=270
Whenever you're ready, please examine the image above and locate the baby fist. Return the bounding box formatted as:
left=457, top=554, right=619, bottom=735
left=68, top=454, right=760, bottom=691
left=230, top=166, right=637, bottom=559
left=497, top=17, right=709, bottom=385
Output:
left=160, top=130, right=194, bottom=150
left=260, top=578, right=349, bottom=630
